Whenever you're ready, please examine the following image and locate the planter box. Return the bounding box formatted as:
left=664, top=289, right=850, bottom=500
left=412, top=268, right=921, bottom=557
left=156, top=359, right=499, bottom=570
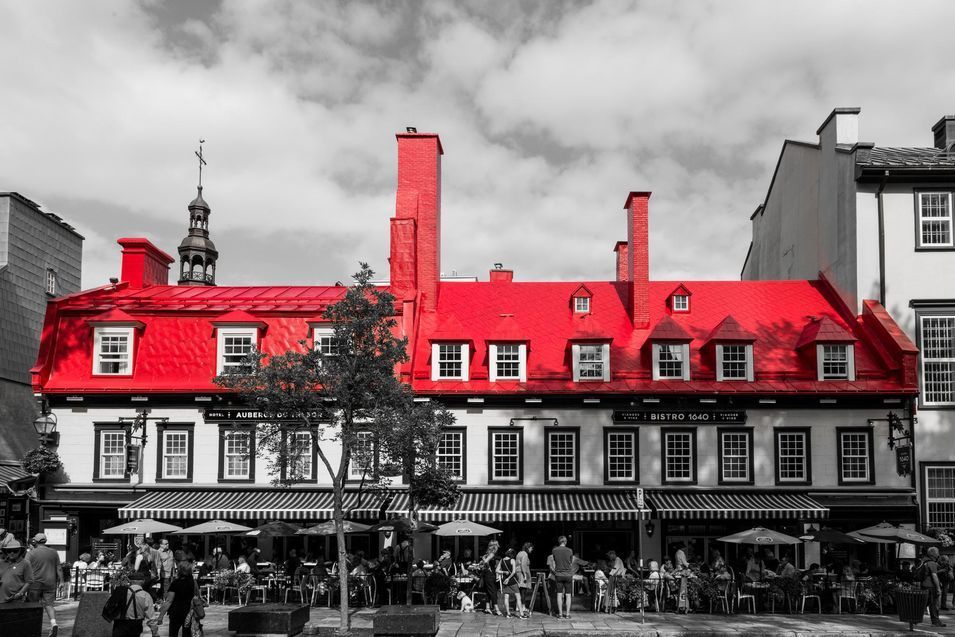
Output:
left=0, top=602, right=43, bottom=637
left=373, top=605, right=440, bottom=637
left=72, top=592, right=113, bottom=637
left=228, top=603, right=311, bottom=637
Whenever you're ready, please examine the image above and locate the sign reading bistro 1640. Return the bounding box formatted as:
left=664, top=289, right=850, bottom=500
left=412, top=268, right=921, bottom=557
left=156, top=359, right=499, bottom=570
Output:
left=611, top=410, right=747, bottom=424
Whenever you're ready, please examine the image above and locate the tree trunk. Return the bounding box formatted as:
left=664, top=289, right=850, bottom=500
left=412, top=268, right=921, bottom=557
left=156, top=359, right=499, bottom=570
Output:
left=333, top=483, right=350, bottom=633
left=405, top=493, right=417, bottom=605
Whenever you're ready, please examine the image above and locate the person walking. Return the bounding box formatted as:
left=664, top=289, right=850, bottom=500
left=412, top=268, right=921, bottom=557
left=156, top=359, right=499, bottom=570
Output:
left=497, top=548, right=525, bottom=618
left=516, top=543, right=533, bottom=612
left=939, top=554, right=952, bottom=611
left=110, top=571, right=158, bottom=637
left=0, top=540, right=33, bottom=603
left=921, top=547, right=946, bottom=627
left=26, top=533, right=62, bottom=637
left=478, top=543, right=501, bottom=615
left=156, top=539, right=177, bottom=599
left=551, top=536, right=574, bottom=620
left=158, top=559, right=197, bottom=637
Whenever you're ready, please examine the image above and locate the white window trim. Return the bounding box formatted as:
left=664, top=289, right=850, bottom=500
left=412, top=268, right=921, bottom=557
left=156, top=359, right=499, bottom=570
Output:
left=161, top=430, right=189, bottom=479
left=216, top=327, right=258, bottom=375
left=289, top=430, right=314, bottom=481
left=571, top=343, right=611, bottom=382
left=46, top=269, right=57, bottom=295
left=652, top=342, right=691, bottom=381
left=491, top=430, right=522, bottom=481
left=437, top=430, right=465, bottom=480
left=92, top=327, right=135, bottom=376
left=488, top=343, right=527, bottom=382
left=924, top=465, right=955, bottom=528
left=839, top=431, right=871, bottom=483
left=431, top=342, right=469, bottom=381
left=663, top=431, right=694, bottom=483
left=573, top=297, right=591, bottom=313
left=720, top=431, right=751, bottom=483
left=349, top=430, right=376, bottom=480
left=100, top=430, right=127, bottom=479
left=672, top=294, right=689, bottom=312
left=312, top=326, right=339, bottom=357
left=777, top=431, right=808, bottom=483
left=716, top=343, right=754, bottom=382
left=918, top=191, right=954, bottom=248
left=223, top=430, right=252, bottom=480
left=919, top=314, right=955, bottom=406
left=605, top=430, right=637, bottom=482
left=816, top=343, right=855, bottom=381
left=546, top=429, right=578, bottom=482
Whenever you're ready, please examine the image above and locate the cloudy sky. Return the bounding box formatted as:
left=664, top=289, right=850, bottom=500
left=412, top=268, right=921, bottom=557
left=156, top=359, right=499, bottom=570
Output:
left=3, top=0, right=955, bottom=290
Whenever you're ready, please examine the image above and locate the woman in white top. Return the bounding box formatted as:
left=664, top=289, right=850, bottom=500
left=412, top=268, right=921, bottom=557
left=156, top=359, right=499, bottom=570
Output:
left=235, top=556, right=251, bottom=574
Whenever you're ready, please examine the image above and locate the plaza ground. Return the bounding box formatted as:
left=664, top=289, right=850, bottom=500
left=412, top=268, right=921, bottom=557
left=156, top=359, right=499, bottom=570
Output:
left=42, top=599, right=955, bottom=636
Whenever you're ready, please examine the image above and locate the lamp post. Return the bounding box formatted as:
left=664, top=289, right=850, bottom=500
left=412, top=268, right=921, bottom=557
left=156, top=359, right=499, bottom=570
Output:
left=32, top=408, right=59, bottom=447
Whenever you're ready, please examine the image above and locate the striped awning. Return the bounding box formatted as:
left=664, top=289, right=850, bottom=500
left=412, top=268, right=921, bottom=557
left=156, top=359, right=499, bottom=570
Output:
left=118, top=490, right=388, bottom=521
left=649, top=491, right=828, bottom=520
left=389, top=491, right=649, bottom=522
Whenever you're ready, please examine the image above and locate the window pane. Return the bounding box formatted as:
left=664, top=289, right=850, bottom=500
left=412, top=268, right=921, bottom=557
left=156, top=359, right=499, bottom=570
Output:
left=777, top=432, right=807, bottom=482
left=548, top=431, right=576, bottom=480
left=658, top=344, right=684, bottom=378
left=222, top=334, right=254, bottom=373
left=721, top=345, right=747, bottom=380
left=349, top=431, right=375, bottom=479
left=665, top=432, right=693, bottom=481
left=721, top=432, right=750, bottom=481
left=225, top=432, right=251, bottom=478
left=438, top=344, right=463, bottom=378
left=291, top=431, right=313, bottom=479
left=822, top=345, right=848, bottom=379
left=492, top=432, right=520, bottom=480
left=98, top=333, right=130, bottom=374
left=607, top=432, right=635, bottom=481
left=578, top=344, right=604, bottom=379
left=163, top=431, right=188, bottom=479
left=437, top=431, right=464, bottom=478
left=921, top=316, right=955, bottom=405
left=101, top=431, right=126, bottom=478
left=316, top=332, right=340, bottom=357
left=575, top=297, right=590, bottom=312
left=926, top=466, right=955, bottom=528
left=673, top=295, right=688, bottom=311
left=495, top=344, right=521, bottom=379
left=840, top=432, right=870, bottom=481
left=920, top=193, right=953, bottom=246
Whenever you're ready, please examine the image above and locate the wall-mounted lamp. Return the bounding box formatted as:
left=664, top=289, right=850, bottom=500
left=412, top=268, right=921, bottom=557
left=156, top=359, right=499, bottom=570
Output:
left=645, top=520, right=655, bottom=538
left=868, top=411, right=914, bottom=450
left=33, top=398, right=59, bottom=446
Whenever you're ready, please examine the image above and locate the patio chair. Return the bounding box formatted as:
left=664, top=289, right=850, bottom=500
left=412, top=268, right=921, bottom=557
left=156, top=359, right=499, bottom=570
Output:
left=284, top=575, right=308, bottom=604
left=593, top=579, right=607, bottom=612
left=799, top=580, right=821, bottom=614
left=736, top=581, right=756, bottom=614
left=410, top=572, right=428, bottom=604
left=643, top=578, right=662, bottom=612
left=836, top=581, right=858, bottom=614
left=709, top=579, right=732, bottom=614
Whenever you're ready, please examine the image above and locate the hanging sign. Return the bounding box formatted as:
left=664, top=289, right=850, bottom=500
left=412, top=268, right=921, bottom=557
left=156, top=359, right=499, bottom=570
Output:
left=204, top=408, right=327, bottom=423
left=612, top=410, right=747, bottom=424
left=895, top=445, right=913, bottom=477
left=125, top=444, right=141, bottom=473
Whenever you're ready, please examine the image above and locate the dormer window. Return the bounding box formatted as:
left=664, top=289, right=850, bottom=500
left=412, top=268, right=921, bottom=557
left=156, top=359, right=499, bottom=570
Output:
left=431, top=343, right=469, bottom=381
left=819, top=344, right=855, bottom=380
left=217, top=328, right=257, bottom=375
left=312, top=326, right=340, bottom=357
left=672, top=295, right=689, bottom=312
left=653, top=343, right=690, bottom=380
left=716, top=344, right=754, bottom=382
left=574, top=297, right=591, bottom=313
left=489, top=343, right=527, bottom=382
left=93, top=327, right=134, bottom=375
left=571, top=343, right=610, bottom=382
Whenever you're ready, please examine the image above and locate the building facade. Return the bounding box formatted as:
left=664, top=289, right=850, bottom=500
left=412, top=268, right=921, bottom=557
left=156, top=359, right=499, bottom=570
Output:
left=0, top=192, right=83, bottom=541
left=742, top=108, right=955, bottom=533
left=33, top=133, right=919, bottom=570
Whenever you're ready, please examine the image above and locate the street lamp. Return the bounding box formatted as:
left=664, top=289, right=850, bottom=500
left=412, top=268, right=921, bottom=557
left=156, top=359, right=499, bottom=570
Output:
left=32, top=408, right=59, bottom=446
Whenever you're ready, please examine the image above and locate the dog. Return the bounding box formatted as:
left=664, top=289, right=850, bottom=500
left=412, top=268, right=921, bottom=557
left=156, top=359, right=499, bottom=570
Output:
left=456, top=590, right=474, bottom=612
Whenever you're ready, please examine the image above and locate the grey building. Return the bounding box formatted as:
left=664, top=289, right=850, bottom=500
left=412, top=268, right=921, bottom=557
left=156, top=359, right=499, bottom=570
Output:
left=0, top=192, right=82, bottom=468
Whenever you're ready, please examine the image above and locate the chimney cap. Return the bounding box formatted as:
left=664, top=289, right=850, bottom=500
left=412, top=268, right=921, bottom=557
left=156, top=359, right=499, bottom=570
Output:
left=406, top=126, right=417, bottom=133
left=815, top=107, right=861, bottom=136
left=494, top=263, right=503, bottom=270
left=613, top=241, right=628, bottom=252
left=932, top=115, right=955, bottom=134
left=623, top=191, right=652, bottom=209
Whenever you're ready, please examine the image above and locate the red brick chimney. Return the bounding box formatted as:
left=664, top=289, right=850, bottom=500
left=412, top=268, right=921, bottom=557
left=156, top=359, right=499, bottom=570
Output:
left=624, top=192, right=651, bottom=328
left=613, top=241, right=629, bottom=282
left=117, top=238, right=174, bottom=288
left=489, top=267, right=513, bottom=283
left=390, top=131, right=443, bottom=312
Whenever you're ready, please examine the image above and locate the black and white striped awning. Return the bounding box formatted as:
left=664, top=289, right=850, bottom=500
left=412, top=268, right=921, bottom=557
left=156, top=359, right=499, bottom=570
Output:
left=649, top=491, right=828, bottom=520
left=390, top=491, right=649, bottom=522
left=118, top=490, right=388, bottom=521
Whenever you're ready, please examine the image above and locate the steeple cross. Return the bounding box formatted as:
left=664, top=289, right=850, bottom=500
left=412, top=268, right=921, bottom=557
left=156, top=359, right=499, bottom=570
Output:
left=195, top=139, right=207, bottom=187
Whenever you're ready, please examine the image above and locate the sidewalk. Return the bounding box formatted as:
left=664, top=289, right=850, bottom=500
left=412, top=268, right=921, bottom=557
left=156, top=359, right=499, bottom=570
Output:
left=44, top=600, right=955, bottom=636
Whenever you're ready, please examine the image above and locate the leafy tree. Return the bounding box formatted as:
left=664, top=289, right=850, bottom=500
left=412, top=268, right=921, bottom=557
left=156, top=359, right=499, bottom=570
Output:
left=215, top=263, right=408, bottom=632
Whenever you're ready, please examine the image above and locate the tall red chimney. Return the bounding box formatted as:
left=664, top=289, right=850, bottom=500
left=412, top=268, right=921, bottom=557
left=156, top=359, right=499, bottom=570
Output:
left=613, top=241, right=629, bottom=282
left=624, top=192, right=651, bottom=328
left=392, top=132, right=443, bottom=312
left=117, top=238, right=174, bottom=289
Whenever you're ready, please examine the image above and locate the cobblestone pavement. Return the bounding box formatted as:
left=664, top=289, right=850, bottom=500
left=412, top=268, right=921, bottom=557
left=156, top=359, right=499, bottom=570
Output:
left=45, top=600, right=955, bottom=636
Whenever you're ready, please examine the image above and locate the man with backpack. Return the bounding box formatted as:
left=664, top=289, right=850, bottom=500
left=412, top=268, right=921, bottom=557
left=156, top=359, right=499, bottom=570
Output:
left=919, top=547, right=946, bottom=627
left=103, top=570, right=158, bottom=637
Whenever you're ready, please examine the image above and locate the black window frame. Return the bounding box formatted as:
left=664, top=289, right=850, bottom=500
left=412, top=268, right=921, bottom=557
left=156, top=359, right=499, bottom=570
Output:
left=836, top=427, right=875, bottom=486
left=345, top=429, right=379, bottom=484
left=773, top=427, right=812, bottom=486
left=920, top=460, right=955, bottom=529
left=488, top=427, right=524, bottom=485
left=544, top=426, right=580, bottom=485
left=217, top=424, right=256, bottom=484
left=155, top=423, right=195, bottom=483
left=914, top=308, right=955, bottom=410
left=437, top=427, right=468, bottom=482
left=717, top=427, right=754, bottom=486
left=603, top=427, right=639, bottom=485
left=662, top=427, right=697, bottom=485
left=280, top=427, right=319, bottom=484
left=93, top=423, right=131, bottom=483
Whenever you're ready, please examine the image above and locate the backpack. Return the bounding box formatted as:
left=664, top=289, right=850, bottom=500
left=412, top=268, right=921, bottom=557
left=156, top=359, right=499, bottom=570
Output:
left=914, top=561, right=929, bottom=585
left=101, top=585, right=132, bottom=622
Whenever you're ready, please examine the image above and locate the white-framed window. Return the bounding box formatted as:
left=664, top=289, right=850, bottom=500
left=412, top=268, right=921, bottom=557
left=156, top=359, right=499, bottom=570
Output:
left=920, top=315, right=955, bottom=405
left=437, top=430, right=465, bottom=479
left=574, top=296, right=591, bottom=313
left=217, top=327, right=257, bottom=375
left=918, top=192, right=954, bottom=247
left=349, top=430, right=376, bottom=480
left=817, top=343, right=854, bottom=380
left=431, top=343, right=469, bottom=381
left=100, top=431, right=127, bottom=479
left=719, top=430, right=751, bottom=483
left=546, top=429, right=578, bottom=482
left=489, top=343, right=526, bottom=382
left=572, top=343, right=610, bottom=382
left=716, top=343, right=754, bottom=381
left=776, top=430, right=809, bottom=483
left=312, top=327, right=340, bottom=357
left=223, top=431, right=252, bottom=480
left=925, top=465, right=955, bottom=528
left=162, top=430, right=189, bottom=479
left=839, top=430, right=872, bottom=483
left=490, top=429, right=522, bottom=482
left=93, top=327, right=134, bottom=375
left=672, top=294, right=689, bottom=312
left=663, top=430, right=695, bottom=483
left=290, top=430, right=314, bottom=480
left=605, top=430, right=637, bottom=482
left=46, top=269, right=57, bottom=295
left=652, top=342, right=690, bottom=380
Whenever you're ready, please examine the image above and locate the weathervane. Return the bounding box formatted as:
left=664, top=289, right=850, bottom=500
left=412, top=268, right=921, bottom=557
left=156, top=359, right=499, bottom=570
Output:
left=195, top=139, right=207, bottom=187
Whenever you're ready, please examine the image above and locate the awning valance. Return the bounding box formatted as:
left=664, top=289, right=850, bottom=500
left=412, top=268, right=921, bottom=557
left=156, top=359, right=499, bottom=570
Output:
left=118, top=490, right=388, bottom=521
left=391, top=491, right=649, bottom=522
left=649, top=491, right=828, bottom=520
left=812, top=493, right=917, bottom=511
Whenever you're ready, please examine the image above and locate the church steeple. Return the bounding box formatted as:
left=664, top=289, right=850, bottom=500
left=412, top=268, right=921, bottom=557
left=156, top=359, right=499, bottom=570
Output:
left=178, top=141, right=218, bottom=286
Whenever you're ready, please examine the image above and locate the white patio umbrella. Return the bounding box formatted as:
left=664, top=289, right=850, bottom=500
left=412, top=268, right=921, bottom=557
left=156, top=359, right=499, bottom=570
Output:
left=718, top=527, right=802, bottom=545
left=172, top=520, right=253, bottom=534
left=433, top=520, right=502, bottom=536
left=102, top=519, right=183, bottom=535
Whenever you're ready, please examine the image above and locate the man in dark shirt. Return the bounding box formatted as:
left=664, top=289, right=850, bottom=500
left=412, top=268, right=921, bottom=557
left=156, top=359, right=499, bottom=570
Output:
left=551, top=536, right=574, bottom=619
left=921, top=547, right=946, bottom=627
left=26, top=533, right=61, bottom=637
left=158, top=559, right=197, bottom=637
left=284, top=549, right=301, bottom=578
left=0, top=540, right=34, bottom=603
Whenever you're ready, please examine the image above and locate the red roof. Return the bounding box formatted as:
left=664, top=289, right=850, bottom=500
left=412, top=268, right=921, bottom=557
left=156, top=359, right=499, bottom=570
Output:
left=85, top=308, right=144, bottom=329
left=795, top=316, right=857, bottom=349
left=705, top=315, right=756, bottom=343
left=646, top=315, right=693, bottom=341
left=210, top=310, right=266, bottom=327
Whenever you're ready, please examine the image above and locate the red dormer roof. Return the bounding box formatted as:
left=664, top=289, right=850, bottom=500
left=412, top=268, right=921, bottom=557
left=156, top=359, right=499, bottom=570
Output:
left=669, top=284, right=692, bottom=298
left=705, top=315, right=757, bottom=343
left=647, top=315, right=693, bottom=342
left=795, top=316, right=858, bottom=349
left=485, top=315, right=527, bottom=343
left=85, top=308, right=145, bottom=329
left=571, top=284, right=593, bottom=299
left=211, top=310, right=267, bottom=328
left=568, top=314, right=613, bottom=341
left=429, top=315, right=472, bottom=342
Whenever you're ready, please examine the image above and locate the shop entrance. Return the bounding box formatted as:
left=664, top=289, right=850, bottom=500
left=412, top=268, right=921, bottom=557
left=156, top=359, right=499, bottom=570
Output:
left=575, top=529, right=632, bottom=563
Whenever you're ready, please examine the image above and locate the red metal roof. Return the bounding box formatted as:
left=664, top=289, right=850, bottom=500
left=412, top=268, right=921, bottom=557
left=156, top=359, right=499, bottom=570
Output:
left=795, top=316, right=857, bottom=349
left=646, top=315, right=693, bottom=341
left=705, top=315, right=757, bottom=343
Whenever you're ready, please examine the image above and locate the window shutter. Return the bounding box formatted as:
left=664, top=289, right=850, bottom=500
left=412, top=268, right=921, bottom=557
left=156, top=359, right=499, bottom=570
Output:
left=571, top=344, right=581, bottom=382
left=601, top=343, right=611, bottom=381
left=716, top=345, right=725, bottom=382
left=745, top=344, right=755, bottom=382
left=460, top=343, right=470, bottom=382
left=518, top=344, right=527, bottom=383
left=488, top=344, right=498, bottom=382
left=651, top=344, right=661, bottom=381
left=846, top=344, right=856, bottom=381
left=681, top=343, right=691, bottom=381
left=431, top=343, right=441, bottom=381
